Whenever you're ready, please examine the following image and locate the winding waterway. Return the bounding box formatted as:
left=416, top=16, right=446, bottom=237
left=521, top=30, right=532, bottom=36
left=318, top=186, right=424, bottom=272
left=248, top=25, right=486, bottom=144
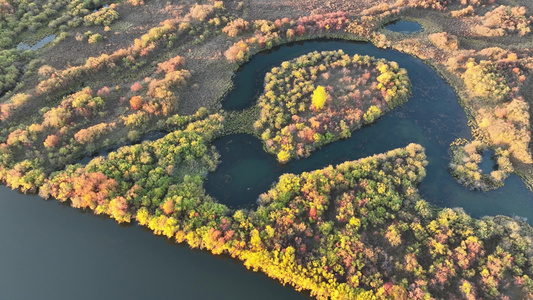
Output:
left=206, top=40, right=533, bottom=221
left=1, top=40, right=533, bottom=299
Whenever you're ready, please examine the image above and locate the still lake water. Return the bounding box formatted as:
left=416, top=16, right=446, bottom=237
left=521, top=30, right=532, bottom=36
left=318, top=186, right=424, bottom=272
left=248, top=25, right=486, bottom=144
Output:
left=1, top=40, right=532, bottom=299
left=0, top=187, right=308, bottom=300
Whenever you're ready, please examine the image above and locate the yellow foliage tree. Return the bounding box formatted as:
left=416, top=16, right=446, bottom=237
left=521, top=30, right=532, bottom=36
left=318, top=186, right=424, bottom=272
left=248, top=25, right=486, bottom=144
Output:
left=312, top=85, right=327, bottom=111
left=277, top=150, right=291, bottom=163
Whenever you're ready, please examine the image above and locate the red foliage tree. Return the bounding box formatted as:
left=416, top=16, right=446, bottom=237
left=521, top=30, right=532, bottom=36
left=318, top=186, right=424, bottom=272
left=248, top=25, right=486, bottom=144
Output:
left=156, top=56, right=185, bottom=74
left=97, top=86, right=110, bottom=96
left=309, top=207, right=317, bottom=220
left=43, top=134, right=60, bottom=148
left=161, top=198, right=175, bottom=215
left=130, top=82, right=142, bottom=92
left=295, top=25, right=306, bottom=35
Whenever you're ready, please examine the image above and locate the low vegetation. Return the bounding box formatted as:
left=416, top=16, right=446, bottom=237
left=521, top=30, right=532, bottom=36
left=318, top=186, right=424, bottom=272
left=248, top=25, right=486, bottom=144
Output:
left=473, top=5, right=532, bottom=37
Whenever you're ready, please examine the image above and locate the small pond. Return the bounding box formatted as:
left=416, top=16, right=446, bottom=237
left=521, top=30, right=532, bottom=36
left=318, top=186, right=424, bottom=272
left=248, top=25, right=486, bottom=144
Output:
left=480, top=150, right=496, bottom=174
left=384, top=20, right=423, bottom=34
left=16, top=34, right=55, bottom=51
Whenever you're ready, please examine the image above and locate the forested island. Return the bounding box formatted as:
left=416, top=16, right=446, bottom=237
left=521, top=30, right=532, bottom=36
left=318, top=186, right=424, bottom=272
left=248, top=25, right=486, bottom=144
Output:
left=254, top=50, right=410, bottom=162
left=2, top=0, right=533, bottom=299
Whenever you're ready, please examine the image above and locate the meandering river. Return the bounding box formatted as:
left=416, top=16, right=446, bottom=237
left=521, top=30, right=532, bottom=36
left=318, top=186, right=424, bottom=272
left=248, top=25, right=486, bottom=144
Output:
left=1, top=40, right=532, bottom=299
left=206, top=40, right=533, bottom=220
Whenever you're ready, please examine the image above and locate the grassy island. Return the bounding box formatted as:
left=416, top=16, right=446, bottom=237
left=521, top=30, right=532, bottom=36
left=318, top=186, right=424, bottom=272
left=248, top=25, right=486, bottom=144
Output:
left=254, top=50, right=410, bottom=163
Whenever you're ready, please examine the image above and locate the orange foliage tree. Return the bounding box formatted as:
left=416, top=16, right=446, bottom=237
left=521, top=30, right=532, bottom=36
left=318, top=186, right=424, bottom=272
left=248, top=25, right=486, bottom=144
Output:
left=129, top=96, right=143, bottom=110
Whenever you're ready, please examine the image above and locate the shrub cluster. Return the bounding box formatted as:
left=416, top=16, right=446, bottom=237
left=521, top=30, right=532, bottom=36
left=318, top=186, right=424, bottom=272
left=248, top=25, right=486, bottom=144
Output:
left=83, top=6, right=119, bottom=26
left=428, top=32, right=459, bottom=51
left=462, top=59, right=510, bottom=102
left=459, top=54, right=532, bottom=163
left=450, top=5, right=475, bottom=18
left=473, top=5, right=532, bottom=37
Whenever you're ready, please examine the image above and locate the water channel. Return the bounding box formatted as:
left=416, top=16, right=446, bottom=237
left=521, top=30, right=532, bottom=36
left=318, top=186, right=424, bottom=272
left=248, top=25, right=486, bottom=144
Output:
left=1, top=39, right=532, bottom=299
left=16, top=34, right=56, bottom=51
left=206, top=40, right=533, bottom=222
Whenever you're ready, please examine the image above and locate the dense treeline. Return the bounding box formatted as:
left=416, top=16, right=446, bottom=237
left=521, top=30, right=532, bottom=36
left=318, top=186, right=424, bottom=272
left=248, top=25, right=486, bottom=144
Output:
left=237, top=144, right=533, bottom=299
left=39, top=113, right=224, bottom=223
left=238, top=144, right=429, bottom=298
left=224, top=12, right=351, bottom=64
left=253, top=50, right=410, bottom=162
left=449, top=139, right=513, bottom=191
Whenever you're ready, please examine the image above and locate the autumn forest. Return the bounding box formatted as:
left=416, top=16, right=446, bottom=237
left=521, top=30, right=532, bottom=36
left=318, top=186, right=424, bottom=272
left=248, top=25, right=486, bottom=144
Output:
left=2, top=0, right=533, bottom=299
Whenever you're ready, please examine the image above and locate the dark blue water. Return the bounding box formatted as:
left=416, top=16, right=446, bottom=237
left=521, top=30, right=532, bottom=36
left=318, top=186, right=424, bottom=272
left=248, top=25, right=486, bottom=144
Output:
left=385, top=21, right=422, bottom=34
left=0, top=186, right=309, bottom=300
left=207, top=40, right=533, bottom=222
left=480, top=150, right=496, bottom=174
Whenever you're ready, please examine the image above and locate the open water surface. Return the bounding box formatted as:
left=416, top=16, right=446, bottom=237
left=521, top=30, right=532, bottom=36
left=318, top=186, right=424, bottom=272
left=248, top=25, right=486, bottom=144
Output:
left=16, top=34, right=55, bottom=51
left=385, top=20, right=423, bottom=34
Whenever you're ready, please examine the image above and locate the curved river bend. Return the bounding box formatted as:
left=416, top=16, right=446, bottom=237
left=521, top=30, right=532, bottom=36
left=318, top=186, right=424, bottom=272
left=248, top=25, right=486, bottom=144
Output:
left=1, top=40, right=532, bottom=299
left=207, top=40, right=533, bottom=220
